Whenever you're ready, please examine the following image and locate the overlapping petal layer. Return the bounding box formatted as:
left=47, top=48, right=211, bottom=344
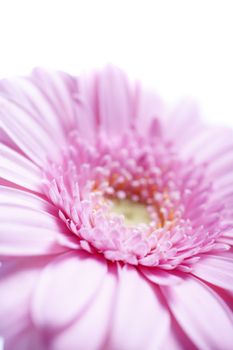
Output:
left=0, top=66, right=232, bottom=350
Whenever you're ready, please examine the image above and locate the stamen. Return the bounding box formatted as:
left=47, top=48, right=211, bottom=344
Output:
left=44, top=130, right=226, bottom=268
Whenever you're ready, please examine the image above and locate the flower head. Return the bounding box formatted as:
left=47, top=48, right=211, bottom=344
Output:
left=0, top=66, right=233, bottom=350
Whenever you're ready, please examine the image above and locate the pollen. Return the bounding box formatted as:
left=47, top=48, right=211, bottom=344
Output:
left=110, top=198, right=151, bottom=227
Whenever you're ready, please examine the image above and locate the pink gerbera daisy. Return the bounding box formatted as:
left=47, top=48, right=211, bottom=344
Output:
left=0, top=66, right=233, bottom=350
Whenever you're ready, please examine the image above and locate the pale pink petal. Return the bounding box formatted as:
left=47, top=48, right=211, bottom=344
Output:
left=0, top=77, right=67, bottom=144
left=110, top=265, right=170, bottom=350
left=140, top=266, right=185, bottom=286
left=31, top=68, right=76, bottom=132
left=0, top=126, right=22, bottom=153
left=198, top=129, right=233, bottom=166
left=1, top=185, right=80, bottom=255
left=191, top=254, right=233, bottom=291
left=134, top=85, right=165, bottom=134
left=3, top=326, right=44, bottom=350
left=73, top=70, right=99, bottom=140
left=159, top=317, right=197, bottom=350
left=32, top=252, right=107, bottom=330
left=97, top=65, right=133, bottom=135
left=162, top=277, right=233, bottom=350
left=166, top=99, right=202, bottom=147
left=0, top=96, right=61, bottom=166
left=0, top=144, right=41, bottom=191
left=0, top=194, right=68, bottom=256
left=0, top=257, right=51, bottom=336
left=1, top=66, right=233, bottom=350
left=73, top=65, right=134, bottom=140
left=48, top=266, right=117, bottom=350
left=179, top=125, right=233, bottom=165
left=0, top=186, right=56, bottom=215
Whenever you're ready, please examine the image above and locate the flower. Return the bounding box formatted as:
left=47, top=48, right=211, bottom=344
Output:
left=0, top=66, right=233, bottom=350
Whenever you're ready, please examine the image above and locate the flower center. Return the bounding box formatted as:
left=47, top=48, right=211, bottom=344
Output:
left=109, top=198, right=151, bottom=227
left=44, top=130, right=226, bottom=269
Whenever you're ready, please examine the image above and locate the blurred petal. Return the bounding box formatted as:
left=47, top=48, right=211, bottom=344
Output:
left=48, top=265, right=117, bottom=350
left=0, top=144, right=41, bottom=191
left=0, top=188, right=68, bottom=256
left=166, top=99, right=201, bottom=148
left=162, top=277, right=233, bottom=350
left=97, top=65, right=133, bottom=135
left=192, top=254, right=233, bottom=291
left=160, top=316, right=197, bottom=350
left=4, top=326, right=44, bottom=350
left=135, top=85, right=165, bottom=134
left=110, top=265, right=170, bottom=350
left=32, top=252, right=107, bottom=330
left=0, top=96, right=60, bottom=166
left=31, top=68, right=76, bottom=132
left=0, top=257, right=51, bottom=336
left=140, top=266, right=185, bottom=286
left=0, top=186, right=56, bottom=214
left=0, top=76, right=67, bottom=144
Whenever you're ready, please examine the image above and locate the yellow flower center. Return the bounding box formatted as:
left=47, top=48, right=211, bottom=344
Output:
left=110, top=198, right=151, bottom=227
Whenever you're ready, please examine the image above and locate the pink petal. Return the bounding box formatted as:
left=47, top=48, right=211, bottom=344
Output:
left=191, top=254, right=233, bottom=291
left=135, top=85, right=165, bottom=135
left=140, top=266, right=185, bottom=286
left=31, top=68, right=76, bottom=132
left=3, top=324, right=44, bottom=350
left=162, top=277, right=233, bottom=349
left=0, top=257, right=50, bottom=336
left=0, top=190, right=68, bottom=256
left=180, top=125, right=233, bottom=165
left=32, top=252, right=107, bottom=330
left=48, top=266, right=117, bottom=350
left=160, top=317, right=197, bottom=350
left=0, top=185, right=58, bottom=215
left=73, top=70, right=99, bottom=140
left=0, top=126, right=22, bottom=153
left=199, top=128, right=233, bottom=166
left=0, top=77, right=67, bottom=144
left=0, top=144, right=41, bottom=191
left=166, top=99, right=201, bottom=148
left=97, top=65, right=133, bottom=135
left=110, top=265, right=170, bottom=350
left=0, top=96, right=60, bottom=166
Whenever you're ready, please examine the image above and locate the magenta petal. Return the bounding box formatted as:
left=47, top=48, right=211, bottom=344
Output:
left=32, top=252, right=107, bottom=330
left=162, top=277, right=233, bottom=349
left=110, top=265, right=170, bottom=350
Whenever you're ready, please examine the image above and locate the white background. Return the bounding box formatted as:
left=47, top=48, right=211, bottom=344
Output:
left=0, top=0, right=232, bottom=348
left=0, top=0, right=233, bottom=127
